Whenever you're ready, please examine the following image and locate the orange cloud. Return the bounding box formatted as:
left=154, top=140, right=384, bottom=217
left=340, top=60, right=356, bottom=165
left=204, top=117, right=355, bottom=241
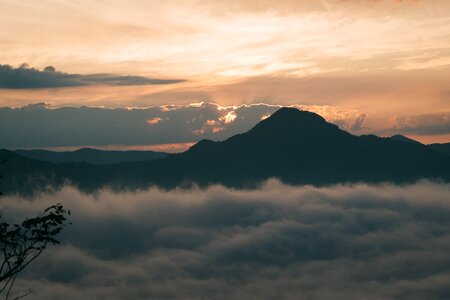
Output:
left=147, top=117, right=162, bottom=125
left=192, top=129, right=205, bottom=135
left=219, top=111, right=237, bottom=124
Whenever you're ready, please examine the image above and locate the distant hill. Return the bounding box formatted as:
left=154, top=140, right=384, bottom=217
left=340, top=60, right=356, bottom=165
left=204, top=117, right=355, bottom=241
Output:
left=1, top=107, right=450, bottom=195
left=14, top=148, right=168, bottom=164
left=389, top=134, right=450, bottom=157
left=428, top=143, right=450, bottom=156
left=390, top=134, right=422, bottom=145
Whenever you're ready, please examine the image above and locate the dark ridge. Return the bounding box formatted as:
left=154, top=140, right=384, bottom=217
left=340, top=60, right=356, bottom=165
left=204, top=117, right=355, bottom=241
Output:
left=390, top=134, right=422, bottom=145
left=1, top=107, right=450, bottom=196
left=14, top=148, right=168, bottom=164
left=428, top=143, right=450, bottom=156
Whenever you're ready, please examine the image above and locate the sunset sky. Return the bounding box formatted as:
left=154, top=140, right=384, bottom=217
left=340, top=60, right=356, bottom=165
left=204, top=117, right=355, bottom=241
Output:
left=3, top=2, right=450, bottom=299
left=1, top=0, right=449, bottom=147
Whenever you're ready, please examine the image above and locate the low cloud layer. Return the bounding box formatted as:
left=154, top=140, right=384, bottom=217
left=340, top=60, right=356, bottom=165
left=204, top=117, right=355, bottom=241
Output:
left=2, top=181, right=450, bottom=299
left=0, top=64, right=184, bottom=89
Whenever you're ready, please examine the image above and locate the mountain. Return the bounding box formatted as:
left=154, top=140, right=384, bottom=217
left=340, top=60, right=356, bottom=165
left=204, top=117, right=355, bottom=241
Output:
left=389, top=135, right=450, bottom=156
left=14, top=148, right=168, bottom=164
left=169, top=108, right=450, bottom=186
left=390, top=134, right=422, bottom=145
left=1, top=107, right=450, bottom=195
left=428, top=143, right=450, bottom=156
left=0, top=149, right=67, bottom=195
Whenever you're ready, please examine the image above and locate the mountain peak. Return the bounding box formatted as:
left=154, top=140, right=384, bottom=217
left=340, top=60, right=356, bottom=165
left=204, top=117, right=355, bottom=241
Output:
left=268, top=107, right=326, bottom=123
left=390, top=134, right=422, bottom=145
left=250, top=107, right=337, bottom=138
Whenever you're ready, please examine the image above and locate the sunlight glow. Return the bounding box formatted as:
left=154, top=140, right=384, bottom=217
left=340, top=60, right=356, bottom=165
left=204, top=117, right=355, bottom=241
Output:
left=219, top=111, right=237, bottom=124
left=147, top=117, right=162, bottom=125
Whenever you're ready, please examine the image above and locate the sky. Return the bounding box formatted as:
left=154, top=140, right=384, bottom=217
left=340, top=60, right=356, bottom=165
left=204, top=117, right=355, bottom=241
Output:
left=1, top=3, right=450, bottom=298
left=0, top=0, right=449, bottom=148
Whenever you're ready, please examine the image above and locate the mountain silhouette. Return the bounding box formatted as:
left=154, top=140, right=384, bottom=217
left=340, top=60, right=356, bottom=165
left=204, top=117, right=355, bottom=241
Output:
left=389, top=134, right=450, bottom=156
left=14, top=148, right=167, bottom=164
left=390, top=134, right=422, bottom=145
left=1, top=107, right=450, bottom=195
left=428, top=143, right=450, bottom=156
left=169, top=108, right=450, bottom=186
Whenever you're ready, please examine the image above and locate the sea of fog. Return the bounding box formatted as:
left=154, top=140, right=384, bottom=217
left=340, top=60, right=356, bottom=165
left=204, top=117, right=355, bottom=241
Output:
left=2, top=180, right=450, bottom=300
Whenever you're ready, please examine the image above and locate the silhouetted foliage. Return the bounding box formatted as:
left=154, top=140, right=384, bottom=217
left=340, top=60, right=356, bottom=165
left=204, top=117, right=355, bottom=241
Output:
left=0, top=158, right=5, bottom=196
left=0, top=159, right=70, bottom=299
left=0, top=204, right=70, bottom=299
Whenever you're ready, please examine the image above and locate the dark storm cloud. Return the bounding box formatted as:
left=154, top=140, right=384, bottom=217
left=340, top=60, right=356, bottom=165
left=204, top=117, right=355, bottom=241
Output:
left=0, top=102, right=280, bottom=149
left=0, top=64, right=184, bottom=89
left=390, top=112, right=450, bottom=136
left=2, top=181, right=450, bottom=299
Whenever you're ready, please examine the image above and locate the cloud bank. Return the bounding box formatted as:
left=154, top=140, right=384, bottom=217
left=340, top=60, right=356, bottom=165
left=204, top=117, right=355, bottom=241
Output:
left=0, top=64, right=184, bottom=89
left=2, top=101, right=449, bottom=150
left=390, top=112, right=450, bottom=136
left=2, top=181, right=450, bottom=299
left=0, top=102, right=369, bottom=150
